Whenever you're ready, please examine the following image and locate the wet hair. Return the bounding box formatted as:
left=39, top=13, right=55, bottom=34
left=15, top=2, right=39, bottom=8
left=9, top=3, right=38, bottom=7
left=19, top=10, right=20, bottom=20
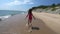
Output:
left=28, top=9, right=32, bottom=14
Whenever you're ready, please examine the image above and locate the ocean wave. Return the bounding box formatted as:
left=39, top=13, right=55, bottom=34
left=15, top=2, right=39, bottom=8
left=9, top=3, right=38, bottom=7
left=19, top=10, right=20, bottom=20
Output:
left=21, top=12, right=25, bottom=14
left=0, top=12, right=26, bottom=20
left=0, top=15, right=11, bottom=20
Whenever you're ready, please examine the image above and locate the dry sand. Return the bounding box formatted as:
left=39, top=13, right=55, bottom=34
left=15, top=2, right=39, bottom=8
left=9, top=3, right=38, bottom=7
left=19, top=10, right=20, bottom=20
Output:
left=33, top=12, right=60, bottom=34
left=0, top=12, right=59, bottom=34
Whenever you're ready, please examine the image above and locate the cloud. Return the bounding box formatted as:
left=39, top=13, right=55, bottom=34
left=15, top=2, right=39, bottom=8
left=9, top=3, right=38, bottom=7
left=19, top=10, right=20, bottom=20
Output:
left=24, top=0, right=34, bottom=4
left=23, top=0, right=34, bottom=4
left=5, top=0, right=34, bottom=6
left=0, top=0, right=34, bottom=10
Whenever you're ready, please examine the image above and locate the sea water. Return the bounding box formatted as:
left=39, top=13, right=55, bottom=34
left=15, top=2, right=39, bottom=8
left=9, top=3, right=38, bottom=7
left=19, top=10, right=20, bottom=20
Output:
left=0, top=10, right=26, bottom=20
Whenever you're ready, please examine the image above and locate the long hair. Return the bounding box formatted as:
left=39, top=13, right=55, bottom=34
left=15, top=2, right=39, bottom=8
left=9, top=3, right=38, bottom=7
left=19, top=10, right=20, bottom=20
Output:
left=28, top=9, right=32, bottom=14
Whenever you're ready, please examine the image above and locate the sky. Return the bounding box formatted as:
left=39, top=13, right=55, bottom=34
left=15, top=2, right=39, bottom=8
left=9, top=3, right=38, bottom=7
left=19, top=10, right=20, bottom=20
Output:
left=0, top=0, right=60, bottom=11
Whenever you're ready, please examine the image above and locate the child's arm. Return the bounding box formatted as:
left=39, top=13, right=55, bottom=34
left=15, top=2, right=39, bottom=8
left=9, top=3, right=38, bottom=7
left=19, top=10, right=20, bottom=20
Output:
left=32, top=14, right=36, bottom=19
left=25, top=14, right=28, bottom=19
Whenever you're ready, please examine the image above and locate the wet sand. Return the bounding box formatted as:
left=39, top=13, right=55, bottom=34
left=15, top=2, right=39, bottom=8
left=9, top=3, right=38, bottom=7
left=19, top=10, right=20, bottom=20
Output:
left=0, top=13, right=58, bottom=34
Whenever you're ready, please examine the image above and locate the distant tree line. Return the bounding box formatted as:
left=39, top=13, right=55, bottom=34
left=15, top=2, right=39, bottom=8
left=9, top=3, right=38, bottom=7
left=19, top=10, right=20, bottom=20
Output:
left=31, top=3, right=60, bottom=11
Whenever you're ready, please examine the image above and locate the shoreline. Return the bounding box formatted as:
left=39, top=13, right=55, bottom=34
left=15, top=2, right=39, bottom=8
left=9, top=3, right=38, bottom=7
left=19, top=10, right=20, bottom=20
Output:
left=0, top=12, right=58, bottom=34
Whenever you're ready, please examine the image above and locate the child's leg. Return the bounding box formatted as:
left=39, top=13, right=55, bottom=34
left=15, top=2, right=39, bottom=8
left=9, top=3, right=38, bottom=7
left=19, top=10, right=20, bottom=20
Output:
left=28, top=19, right=32, bottom=27
left=29, top=20, right=32, bottom=28
left=28, top=19, right=30, bottom=30
left=28, top=19, right=32, bottom=32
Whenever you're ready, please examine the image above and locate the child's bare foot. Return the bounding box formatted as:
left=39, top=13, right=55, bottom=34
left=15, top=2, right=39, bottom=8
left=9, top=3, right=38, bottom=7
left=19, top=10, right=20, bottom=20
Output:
left=28, top=29, right=32, bottom=32
left=26, top=23, right=28, bottom=26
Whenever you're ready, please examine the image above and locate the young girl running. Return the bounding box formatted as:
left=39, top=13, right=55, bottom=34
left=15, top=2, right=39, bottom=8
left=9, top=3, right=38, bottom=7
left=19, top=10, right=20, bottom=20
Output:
left=25, top=8, right=35, bottom=32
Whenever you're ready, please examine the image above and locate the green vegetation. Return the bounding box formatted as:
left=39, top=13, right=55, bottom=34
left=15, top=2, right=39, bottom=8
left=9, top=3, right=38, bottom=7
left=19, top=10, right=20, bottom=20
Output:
left=31, top=3, right=60, bottom=11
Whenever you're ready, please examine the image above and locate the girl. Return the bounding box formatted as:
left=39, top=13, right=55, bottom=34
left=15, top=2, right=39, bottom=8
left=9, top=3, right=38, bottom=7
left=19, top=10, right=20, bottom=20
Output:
left=25, top=8, right=35, bottom=32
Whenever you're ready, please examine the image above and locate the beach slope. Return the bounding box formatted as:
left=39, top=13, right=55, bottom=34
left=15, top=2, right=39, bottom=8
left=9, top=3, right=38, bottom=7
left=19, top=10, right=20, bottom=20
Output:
left=0, top=12, right=59, bottom=34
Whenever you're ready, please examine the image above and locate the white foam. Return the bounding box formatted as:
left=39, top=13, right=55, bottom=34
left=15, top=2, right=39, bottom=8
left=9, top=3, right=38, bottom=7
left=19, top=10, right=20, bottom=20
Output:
left=0, top=15, right=11, bottom=20
left=3, top=15, right=11, bottom=18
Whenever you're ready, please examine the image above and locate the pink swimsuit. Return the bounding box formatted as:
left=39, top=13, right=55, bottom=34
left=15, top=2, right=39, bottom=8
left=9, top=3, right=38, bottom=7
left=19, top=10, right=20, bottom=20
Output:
left=28, top=14, right=32, bottom=20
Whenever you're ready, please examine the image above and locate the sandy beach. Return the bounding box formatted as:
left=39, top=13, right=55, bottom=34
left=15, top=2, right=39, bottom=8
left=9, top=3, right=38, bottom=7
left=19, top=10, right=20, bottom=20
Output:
left=0, top=12, right=60, bottom=34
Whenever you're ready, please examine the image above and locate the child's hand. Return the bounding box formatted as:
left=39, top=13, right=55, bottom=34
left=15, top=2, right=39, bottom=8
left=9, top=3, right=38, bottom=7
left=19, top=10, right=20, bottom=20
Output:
left=25, top=14, right=28, bottom=19
left=34, top=17, right=36, bottom=20
left=33, top=16, right=36, bottom=20
left=25, top=17, right=27, bottom=20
